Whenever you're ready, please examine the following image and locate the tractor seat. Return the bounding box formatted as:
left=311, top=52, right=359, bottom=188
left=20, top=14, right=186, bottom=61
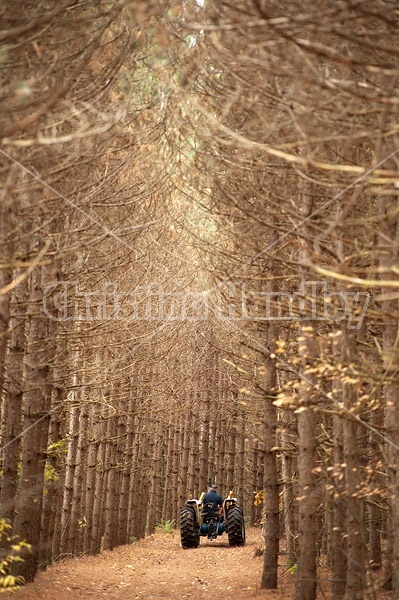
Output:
left=202, top=502, right=219, bottom=521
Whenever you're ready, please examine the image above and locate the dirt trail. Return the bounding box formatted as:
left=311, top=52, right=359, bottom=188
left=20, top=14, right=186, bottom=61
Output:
left=8, top=528, right=296, bottom=600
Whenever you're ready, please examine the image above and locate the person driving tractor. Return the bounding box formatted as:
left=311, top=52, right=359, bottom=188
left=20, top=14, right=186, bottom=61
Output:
left=203, top=484, right=224, bottom=516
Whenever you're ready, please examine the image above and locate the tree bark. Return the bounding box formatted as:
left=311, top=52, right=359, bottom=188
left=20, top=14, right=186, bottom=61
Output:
left=261, top=322, right=279, bottom=589
left=379, top=195, right=399, bottom=595
left=331, top=406, right=347, bottom=599
left=0, top=275, right=27, bottom=523
left=59, top=403, right=79, bottom=556
left=281, top=409, right=297, bottom=567
left=103, top=412, right=118, bottom=551
left=14, top=268, right=54, bottom=581
left=295, top=189, right=318, bottom=600
left=342, top=330, right=365, bottom=599
left=70, top=398, right=88, bottom=554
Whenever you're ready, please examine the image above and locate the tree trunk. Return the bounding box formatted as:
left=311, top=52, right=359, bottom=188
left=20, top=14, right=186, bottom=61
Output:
left=39, top=405, right=64, bottom=566
left=238, top=412, right=246, bottom=505
left=342, top=329, right=365, bottom=599
left=0, top=196, right=14, bottom=404
left=103, top=412, right=118, bottom=551
left=331, top=407, right=347, bottom=599
left=261, top=322, right=279, bottom=589
left=14, top=268, right=54, bottom=581
left=59, top=404, right=80, bottom=556
left=226, top=410, right=237, bottom=493
left=162, top=422, right=174, bottom=518
left=379, top=195, right=399, bottom=595
left=367, top=396, right=383, bottom=570
left=295, top=189, right=318, bottom=600
left=70, top=399, right=88, bottom=554
left=188, top=416, right=199, bottom=497
left=90, top=419, right=107, bottom=554
left=177, top=414, right=191, bottom=510
left=117, top=391, right=136, bottom=545
left=208, top=414, right=217, bottom=485
left=281, top=409, right=297, bottom=567
left=217, top=411, right=227, bottom=490
left=295, top=375, right=318, bottom=600
left=148, top=417, right=163, bottom=533
left=170, top=423, right=180, bottom=521
left=199, top=389, right=210, bottom=492
left=0, top=276, right=27, bottom=523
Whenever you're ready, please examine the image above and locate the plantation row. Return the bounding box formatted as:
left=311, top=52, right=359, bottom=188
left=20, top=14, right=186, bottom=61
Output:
left=2, top=2, right=399, bottom=599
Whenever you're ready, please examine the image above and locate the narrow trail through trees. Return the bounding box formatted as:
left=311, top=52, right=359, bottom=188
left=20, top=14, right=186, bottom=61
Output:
left=7, top=529, right=296, bottom=600
left=7, top=529, right=393, bottom=600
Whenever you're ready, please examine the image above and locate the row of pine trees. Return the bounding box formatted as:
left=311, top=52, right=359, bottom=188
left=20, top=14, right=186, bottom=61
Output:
left=1, top=2, right=399, bottom=599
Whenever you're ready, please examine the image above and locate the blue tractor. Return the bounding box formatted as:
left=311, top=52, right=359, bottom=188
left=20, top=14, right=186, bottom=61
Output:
left=180, top=491, right=245, bottom=548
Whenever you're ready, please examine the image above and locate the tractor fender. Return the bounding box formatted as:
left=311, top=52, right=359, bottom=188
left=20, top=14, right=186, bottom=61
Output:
left=185, top=498, right=201, bottom=526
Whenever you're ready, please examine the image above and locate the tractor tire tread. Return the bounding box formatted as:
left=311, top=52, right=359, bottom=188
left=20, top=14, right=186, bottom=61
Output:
left=180, top=506, right=199, bottom=549
left=227, top=505, right=246, bottom=547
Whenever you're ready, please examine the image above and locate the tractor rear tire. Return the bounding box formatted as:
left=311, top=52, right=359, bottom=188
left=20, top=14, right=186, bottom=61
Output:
left=227, top=505, right=246, bottom=547
left=180, top=506, right=200, bottom=549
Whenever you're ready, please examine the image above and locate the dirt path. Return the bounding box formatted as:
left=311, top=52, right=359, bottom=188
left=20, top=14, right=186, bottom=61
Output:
left=8, top=528, right=296, bottom=600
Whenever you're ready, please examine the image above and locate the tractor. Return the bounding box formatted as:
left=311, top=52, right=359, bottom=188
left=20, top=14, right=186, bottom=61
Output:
left=180, top=490, right=246, bottom=548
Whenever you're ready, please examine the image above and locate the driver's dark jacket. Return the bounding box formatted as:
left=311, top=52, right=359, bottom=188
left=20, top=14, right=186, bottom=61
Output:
left=203, top=490, right=223, bottom=506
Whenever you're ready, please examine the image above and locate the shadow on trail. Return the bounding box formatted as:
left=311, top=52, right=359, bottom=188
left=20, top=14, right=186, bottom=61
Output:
left=191, top=542, right=230, bottom=549
left=182, top=540, right=253, bottom=550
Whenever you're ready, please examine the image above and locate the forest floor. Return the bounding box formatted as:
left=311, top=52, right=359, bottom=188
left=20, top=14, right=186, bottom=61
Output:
left=6, top=528, right=392, bottom=600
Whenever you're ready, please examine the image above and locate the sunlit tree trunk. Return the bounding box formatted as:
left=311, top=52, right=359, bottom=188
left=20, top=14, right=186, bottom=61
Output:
left=295, top=189, right=318, bottom=600
left=59, top=402, right=79, bottom=556
left=295, top=349, right=318, bottom=600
